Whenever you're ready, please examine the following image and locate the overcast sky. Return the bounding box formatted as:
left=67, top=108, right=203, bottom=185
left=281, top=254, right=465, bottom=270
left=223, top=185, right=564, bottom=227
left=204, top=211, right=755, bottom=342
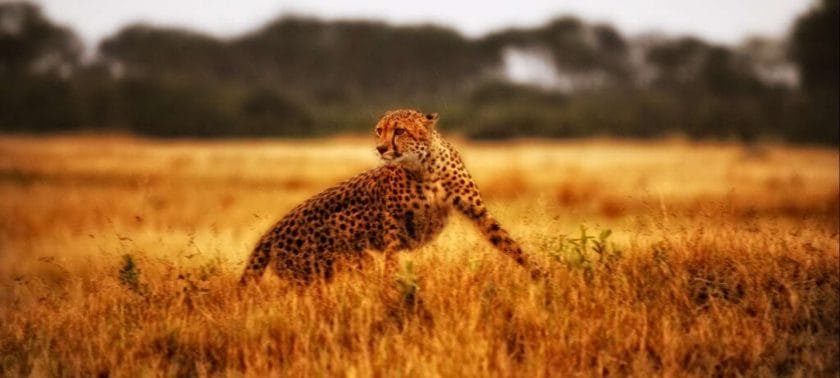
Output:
left=36, top=0, right=814, bottom=50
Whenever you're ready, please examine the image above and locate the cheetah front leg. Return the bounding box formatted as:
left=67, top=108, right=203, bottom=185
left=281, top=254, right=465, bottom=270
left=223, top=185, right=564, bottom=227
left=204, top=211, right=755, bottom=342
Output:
left=450, top=189, right=544, bottom=278
left=380, top=217, right=403, bottom=280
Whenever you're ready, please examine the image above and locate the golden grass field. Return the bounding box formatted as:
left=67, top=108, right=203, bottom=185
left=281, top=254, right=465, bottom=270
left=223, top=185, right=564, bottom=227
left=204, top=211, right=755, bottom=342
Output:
left=0, top=135, right=838, bottom=377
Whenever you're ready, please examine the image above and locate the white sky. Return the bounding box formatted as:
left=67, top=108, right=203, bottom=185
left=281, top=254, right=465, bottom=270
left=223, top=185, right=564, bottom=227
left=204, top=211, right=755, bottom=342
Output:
left=36, top=0, right=814, bottom=50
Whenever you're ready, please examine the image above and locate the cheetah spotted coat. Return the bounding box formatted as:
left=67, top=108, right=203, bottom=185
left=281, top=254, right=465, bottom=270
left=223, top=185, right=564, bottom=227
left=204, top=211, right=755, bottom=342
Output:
left=240, top=109, right=535, bottom=284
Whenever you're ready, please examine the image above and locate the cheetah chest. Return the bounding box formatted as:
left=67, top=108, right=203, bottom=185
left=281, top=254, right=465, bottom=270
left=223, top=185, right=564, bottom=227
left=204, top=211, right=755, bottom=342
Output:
left=404, top=180, right=451, bottom=248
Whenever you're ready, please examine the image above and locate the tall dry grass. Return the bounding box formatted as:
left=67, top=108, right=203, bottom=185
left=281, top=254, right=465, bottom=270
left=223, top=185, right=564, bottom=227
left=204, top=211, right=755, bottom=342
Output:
left=0, top=136, right=837, bottom=376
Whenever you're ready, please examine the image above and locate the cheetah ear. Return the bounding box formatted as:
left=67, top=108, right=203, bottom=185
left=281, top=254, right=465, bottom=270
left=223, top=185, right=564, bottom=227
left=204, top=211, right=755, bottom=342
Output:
left=423, top=112, right=439, bottom=128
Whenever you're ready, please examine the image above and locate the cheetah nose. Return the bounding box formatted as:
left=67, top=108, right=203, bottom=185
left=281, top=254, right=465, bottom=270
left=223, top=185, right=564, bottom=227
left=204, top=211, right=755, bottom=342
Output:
left=376, top=145, right=388, bottom=154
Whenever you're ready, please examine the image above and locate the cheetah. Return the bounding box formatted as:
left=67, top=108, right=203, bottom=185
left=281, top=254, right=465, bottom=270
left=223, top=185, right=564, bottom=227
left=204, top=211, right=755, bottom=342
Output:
left=240, top=109, right=540, bottom=284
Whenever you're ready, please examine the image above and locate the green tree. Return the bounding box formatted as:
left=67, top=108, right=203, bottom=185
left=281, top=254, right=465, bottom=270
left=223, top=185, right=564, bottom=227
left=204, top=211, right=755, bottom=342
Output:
left=0, top=2, right=81, bottom=76
left=99, top=24, right=229, bottom=82
left=0, top=2, right=82, bottom=131
left=789, top=0, right=839, bottom=143
left=791, top=0, right=839, bottom=93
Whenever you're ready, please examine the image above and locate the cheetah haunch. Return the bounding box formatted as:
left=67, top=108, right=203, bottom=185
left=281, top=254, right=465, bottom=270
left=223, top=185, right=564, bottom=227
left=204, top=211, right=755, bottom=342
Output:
left=241, top=109, right=539, bottom=284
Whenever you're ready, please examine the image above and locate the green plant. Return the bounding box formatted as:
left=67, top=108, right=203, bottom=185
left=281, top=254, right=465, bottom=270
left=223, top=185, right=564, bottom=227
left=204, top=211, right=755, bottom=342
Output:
left=118, top=254, right=141, bottom=293
left=544, top=225, right=622, bottom=279
left=396, top=261, right=420, bottom=306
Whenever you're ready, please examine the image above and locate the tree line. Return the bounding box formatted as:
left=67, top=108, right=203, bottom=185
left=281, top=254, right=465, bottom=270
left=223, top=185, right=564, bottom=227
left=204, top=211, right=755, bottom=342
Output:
left=0, top=0, right=837, bottom=143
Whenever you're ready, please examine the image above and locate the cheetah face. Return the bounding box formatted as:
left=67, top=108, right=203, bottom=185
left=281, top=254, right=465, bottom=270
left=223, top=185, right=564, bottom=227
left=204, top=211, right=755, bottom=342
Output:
left=374, top=109, right=439, bottom=164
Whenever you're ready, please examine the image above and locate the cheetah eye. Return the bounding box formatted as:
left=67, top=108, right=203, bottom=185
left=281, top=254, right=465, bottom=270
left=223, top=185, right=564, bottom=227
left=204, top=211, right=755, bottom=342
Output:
left=394, top=128, right=405, bottom=136
left=375, top=127, right=383, bottom=136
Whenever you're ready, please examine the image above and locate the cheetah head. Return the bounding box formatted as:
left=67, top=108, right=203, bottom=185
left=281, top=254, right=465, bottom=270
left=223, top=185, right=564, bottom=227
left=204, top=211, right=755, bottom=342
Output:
left=374, top=109, right=439, bottom=165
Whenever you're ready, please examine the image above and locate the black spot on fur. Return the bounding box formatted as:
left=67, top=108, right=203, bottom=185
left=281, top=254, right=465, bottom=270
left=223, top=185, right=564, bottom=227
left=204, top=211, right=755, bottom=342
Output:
left=405, top=211, right=416, bottom=240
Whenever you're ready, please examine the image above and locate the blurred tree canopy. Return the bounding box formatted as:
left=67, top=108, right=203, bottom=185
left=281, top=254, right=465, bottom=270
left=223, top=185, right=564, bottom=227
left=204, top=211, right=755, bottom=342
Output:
left=789, top=0, right=839, bottom=143
left=0, top=1, right=837, bottom=143
left=0, top=2, right=82, bottom=131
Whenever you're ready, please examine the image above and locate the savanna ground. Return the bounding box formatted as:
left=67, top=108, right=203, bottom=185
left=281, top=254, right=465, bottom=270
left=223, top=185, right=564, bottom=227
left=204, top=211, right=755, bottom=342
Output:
left=0, top=135, right=837, bottom=377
